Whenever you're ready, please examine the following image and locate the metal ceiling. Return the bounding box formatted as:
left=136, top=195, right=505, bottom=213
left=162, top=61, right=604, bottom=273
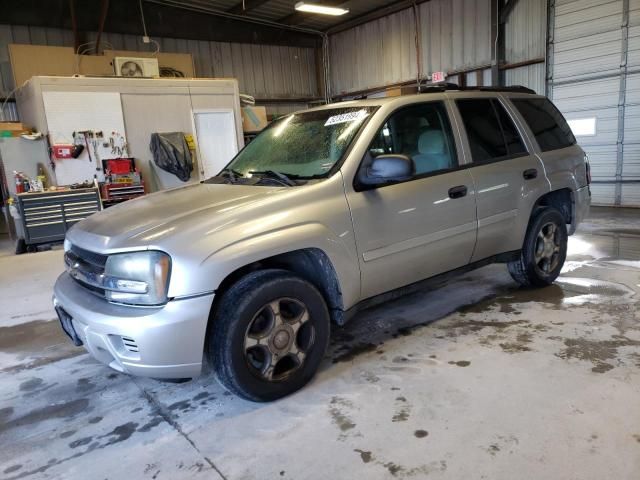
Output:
left=150, top=0, right=408, bottom=32
left=1, top=0, right=425, bottom=48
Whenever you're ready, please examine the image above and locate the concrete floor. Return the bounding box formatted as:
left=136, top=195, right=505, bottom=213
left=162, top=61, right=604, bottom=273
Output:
left=0, top=207, right=639, bottom=480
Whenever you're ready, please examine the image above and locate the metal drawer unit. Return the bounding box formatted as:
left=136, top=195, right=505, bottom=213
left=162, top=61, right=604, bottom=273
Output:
left=101, top=184, right=146, bottom=206
left=16, top=188, right=102, bottom=245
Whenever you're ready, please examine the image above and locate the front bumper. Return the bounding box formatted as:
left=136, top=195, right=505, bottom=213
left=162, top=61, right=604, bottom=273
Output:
left=571, top=185, right=591, bottom=234
left=53, top=272, right=214, bottom=379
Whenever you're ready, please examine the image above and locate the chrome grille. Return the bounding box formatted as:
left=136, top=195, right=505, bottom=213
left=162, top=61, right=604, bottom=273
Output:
left=65, top=245, right=108, bottom=297
left=69, top=245, right=107, bottom=269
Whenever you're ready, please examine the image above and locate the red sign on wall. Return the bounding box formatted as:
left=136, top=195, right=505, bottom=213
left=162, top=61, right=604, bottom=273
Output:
left=431, top=71, right=446, bottom=83
left=52, top=145, right=75, bottom=159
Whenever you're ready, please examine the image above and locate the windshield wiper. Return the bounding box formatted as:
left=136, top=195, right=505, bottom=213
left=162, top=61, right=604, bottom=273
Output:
left=220, top=168, right=244, bottom=183
left=249, top=170, right=296, bottom=187
left=286, top=173, right=327, bottom=180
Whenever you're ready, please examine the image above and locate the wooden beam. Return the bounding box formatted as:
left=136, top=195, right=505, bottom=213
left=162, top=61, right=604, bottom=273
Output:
left=500, top=57, right=545, bottom=70
left=227, top=0, right=271, bottom=15
left=331, top=63, right=491, bottom=100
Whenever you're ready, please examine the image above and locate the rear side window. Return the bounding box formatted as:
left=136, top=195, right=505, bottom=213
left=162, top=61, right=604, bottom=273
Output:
left=511, top=98, right=576, bottom=152
left=456, top=98, right=527, bottom=163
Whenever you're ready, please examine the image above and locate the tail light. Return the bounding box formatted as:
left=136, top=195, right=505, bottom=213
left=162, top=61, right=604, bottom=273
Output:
left=585, top=159, right=591, bottom=185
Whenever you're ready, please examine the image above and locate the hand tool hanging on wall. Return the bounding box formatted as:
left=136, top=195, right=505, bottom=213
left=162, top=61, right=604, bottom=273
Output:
left=69, top=132, right=85, bottom=159
left=45, top=134, right=56, bottom=170
left=73, top=130, right=98, bottom=165
left=72, top=131, right=88, bottom=159
left=90, top=131, right=102, bottom=171
left=82, top=131, right=93, bottom=163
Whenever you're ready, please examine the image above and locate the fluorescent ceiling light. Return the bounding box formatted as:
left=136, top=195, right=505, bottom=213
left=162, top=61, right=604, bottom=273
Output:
left=294, top=2, right=349, bottom=16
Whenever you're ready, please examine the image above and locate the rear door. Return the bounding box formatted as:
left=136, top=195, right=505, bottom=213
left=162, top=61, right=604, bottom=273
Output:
left=451, top=95, right=549, bottom=261
left=344, top=101, right=477, bottom=300
left=509, top=97, right=588, bottom=192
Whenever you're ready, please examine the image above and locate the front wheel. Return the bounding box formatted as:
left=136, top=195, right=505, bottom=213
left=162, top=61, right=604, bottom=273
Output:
left=208, top=269, right=330, bottom=402
left=508, top=207, right=568, bottom=287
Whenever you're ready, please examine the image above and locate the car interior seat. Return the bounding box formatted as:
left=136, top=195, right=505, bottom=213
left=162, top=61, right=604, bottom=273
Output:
left=412, top=129, right=451, bottom=174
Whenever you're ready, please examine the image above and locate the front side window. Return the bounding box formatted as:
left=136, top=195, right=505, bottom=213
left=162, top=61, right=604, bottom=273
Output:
left=511, top=98, right=576, bottom=152
left=366, top=102, right=457, bottom=176
left=456, top=98, right=527, bottom=163
left=223, top=106, right=377, bottom=179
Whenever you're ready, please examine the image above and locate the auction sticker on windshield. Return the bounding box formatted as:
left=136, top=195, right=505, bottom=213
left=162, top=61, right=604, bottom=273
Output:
left=324, top=110, right=368, bottom=126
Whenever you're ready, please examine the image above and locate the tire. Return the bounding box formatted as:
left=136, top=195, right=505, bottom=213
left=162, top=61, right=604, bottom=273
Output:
left=209, top=269, right=330, bottom=402
left=507, top=207, right=568, bottom=287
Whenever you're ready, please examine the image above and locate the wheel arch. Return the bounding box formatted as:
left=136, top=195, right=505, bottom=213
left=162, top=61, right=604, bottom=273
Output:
left=208, top=247, right=347, bottom=328
left=531, top=188, right=576, bottom=233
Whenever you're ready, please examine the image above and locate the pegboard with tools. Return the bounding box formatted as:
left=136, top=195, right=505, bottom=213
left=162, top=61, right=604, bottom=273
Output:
left=65, top=130, right=129, bottom=162
left=43, top=91, right=129, bottom=186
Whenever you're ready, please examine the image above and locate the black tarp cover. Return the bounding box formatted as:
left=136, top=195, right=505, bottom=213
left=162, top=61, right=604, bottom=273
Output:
left=150, top=132, right=193, bottom=182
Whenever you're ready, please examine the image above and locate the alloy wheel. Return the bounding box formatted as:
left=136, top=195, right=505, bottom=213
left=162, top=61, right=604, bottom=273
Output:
left=534, top=222, right=561, bottom=274
left=243, top=298, right=315, bottom=382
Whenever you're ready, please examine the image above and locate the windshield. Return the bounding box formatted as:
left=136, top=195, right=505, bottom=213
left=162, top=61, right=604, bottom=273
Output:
left=222, top=106, right=377, bottom=179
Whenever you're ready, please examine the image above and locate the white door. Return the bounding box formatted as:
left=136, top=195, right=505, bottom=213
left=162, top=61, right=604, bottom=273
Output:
left=193, top=110, right=239, bottom=180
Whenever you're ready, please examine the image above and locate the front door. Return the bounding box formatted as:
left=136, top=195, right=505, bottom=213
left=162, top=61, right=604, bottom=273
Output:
left=345, top=101, right=478, bottom=300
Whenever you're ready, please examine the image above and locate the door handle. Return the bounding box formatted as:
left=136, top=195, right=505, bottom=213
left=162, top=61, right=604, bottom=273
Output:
left=448, top=185, right=468, bottom=199
left=523, top=168, right=538, bottom=180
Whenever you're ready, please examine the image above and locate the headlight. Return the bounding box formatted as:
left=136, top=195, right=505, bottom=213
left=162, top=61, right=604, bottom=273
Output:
left=63, top=238, right=71, bottom=253
left=104, top=251, right=171, bottom=306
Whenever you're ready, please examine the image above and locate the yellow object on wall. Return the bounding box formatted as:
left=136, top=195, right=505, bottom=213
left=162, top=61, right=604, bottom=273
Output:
left=184, top=134, right=196, bottom=151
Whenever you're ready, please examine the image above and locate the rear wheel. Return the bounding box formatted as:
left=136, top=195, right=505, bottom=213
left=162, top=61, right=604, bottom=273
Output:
left=209, top=269, right=330, bottom=402
left=508, top=207, right=568, bottom=287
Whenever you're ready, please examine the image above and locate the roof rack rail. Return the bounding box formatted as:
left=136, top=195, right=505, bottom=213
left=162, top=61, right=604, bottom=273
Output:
left=419, top=84, right=536, bottom=95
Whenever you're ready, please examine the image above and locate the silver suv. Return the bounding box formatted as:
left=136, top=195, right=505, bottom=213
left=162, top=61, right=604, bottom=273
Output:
left=54, top=87, right=591, bottom=401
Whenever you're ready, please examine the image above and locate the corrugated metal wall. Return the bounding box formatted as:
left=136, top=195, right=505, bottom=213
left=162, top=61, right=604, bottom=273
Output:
left=329, top=8, right=418, bottom=95
left=417, top=0, right=492, bottom=78
left=504, top=0, right=547, bottom=93
left=505, top=63, right=546, bottom=93
left=624, top=0, right=640, bottom=205
left=0, top=24, right=318, bottom=105
left=329, top=0, right=493, bottom=95
left=549, top=0, right=639, bottom=206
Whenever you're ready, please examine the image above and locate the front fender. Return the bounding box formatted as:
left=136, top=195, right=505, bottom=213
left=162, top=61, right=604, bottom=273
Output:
left=197, top=222, right=361, bottom=308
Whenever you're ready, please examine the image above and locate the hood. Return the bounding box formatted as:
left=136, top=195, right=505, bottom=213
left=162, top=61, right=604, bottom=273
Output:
left=68, top=183, right=285, bottom=251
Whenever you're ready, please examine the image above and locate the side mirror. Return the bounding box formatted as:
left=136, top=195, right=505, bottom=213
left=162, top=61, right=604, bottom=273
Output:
left=359, top=154, right=415, bottom=187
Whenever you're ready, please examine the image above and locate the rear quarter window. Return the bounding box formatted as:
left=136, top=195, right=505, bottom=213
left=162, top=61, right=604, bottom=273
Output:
left=511, top=98, right=576, bottom=152
left=455, top=98, right=527, bottom=163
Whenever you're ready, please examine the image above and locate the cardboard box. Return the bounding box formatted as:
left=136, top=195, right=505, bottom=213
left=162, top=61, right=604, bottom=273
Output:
left=8, top=44, right=196, bottom=87
left=384, top=86, right=419, bottom=97
left=0, top=122, right=31, bottom=137
left=0, top=122, right=26, bottom=131
left=242, top=106, right=268, bottom=132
